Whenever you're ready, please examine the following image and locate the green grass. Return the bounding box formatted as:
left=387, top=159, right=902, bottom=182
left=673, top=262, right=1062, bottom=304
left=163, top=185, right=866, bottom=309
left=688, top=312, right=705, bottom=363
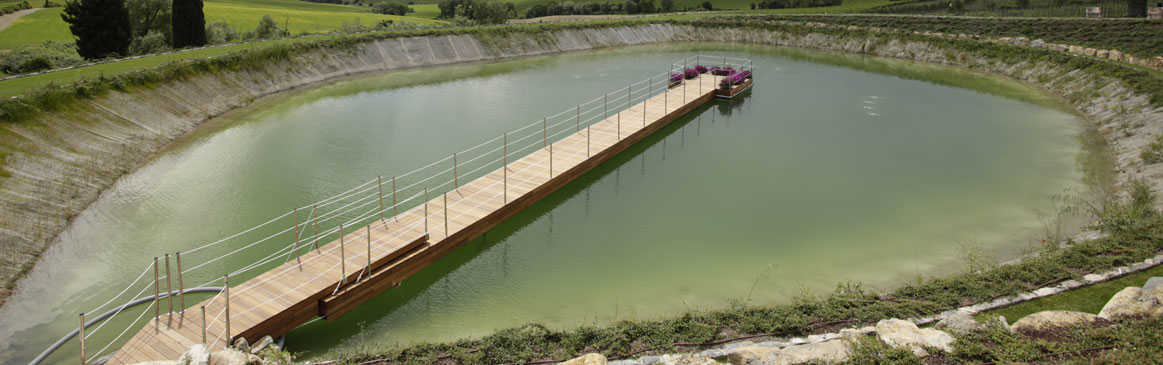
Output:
left=0, top=0, right=444, bottom=50
left=408, top=3, right=440, bottom=18
left=977, top=263, right=1163, bottom=323
left=0, top=8, right=71, bottom=50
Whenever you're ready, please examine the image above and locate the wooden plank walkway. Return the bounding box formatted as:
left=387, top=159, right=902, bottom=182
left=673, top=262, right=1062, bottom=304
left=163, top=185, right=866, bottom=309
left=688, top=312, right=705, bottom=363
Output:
left=106, top=73, right=742, bottom=364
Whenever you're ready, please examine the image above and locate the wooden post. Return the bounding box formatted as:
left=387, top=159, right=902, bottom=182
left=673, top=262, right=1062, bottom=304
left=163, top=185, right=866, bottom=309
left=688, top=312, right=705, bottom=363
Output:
left=339, top=223, right=345, bottom=281
left=165, top=254, right=172, bottom=317
left=443, top=192, right=449, bottom=238
left=292, top=208, right=301, bottom=269
left=79, top=313, right=86, bottom=365
left=153, top=257, right=159, bottom=332
left=453, top=153, right=458, bottom=188
left=377, top=176, right=385, bottom=221
left=224, top=274, right=230, bottom=348
left=503, top=133, right=508, bottom=204
left=200, top=305, right=206, bottom=345
left=176, top=251, right=185, bottom=311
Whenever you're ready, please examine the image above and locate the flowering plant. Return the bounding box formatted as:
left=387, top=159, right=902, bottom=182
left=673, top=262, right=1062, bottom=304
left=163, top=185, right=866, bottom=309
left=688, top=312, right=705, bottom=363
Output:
left=695, top=65, right=708, bottom=74
left=669, top=73, right=683, bottom=83
left=684, top=68, right=698, bottom=79
left=711, top=66, right=735, bottom=76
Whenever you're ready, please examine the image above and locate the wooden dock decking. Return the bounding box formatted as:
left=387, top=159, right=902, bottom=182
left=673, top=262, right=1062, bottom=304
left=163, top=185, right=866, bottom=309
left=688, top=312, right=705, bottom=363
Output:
left=106, top=73, right=740, bottom=364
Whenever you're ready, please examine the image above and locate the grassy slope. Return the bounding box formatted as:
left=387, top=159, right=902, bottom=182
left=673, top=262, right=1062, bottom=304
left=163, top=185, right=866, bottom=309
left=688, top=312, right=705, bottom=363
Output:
left=977, top=263, right=1163, bottom=323
left=0, top=0, right=442, bottom=50
left=409, top=3, right=440, bottom=18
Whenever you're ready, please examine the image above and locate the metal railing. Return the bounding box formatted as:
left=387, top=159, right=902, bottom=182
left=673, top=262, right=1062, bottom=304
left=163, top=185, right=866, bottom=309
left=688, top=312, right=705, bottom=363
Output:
left=34, top=55, right=754, bottom=365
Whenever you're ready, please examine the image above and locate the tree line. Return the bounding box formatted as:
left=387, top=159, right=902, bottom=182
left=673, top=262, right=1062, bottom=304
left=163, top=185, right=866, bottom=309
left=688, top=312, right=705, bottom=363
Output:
left=751, top=0, right=841, bottom=9
left=61, top=0, right=206, bottom=59
left=523, top=0, right=721, bottom=18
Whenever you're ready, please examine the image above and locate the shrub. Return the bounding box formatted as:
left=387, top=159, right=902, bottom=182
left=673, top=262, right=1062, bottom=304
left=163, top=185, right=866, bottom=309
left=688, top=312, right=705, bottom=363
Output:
left=129, top=30, right=171, bottom=55
left=694, top=64, right=708, bottom=73
left=61, top=0, right=134, bottom=59
left=0, top=42, right=85, bottom=74
left=205, top=21, right=240, bottom=44
left=372, top=0, right=411, bottom=15
left=683, top=68, right=697, bottom=79
left=711, top=66, right=734, bottom=76
left=669, top=73, right=682, bottom=83
left=244, top=15, right=287, bottom=40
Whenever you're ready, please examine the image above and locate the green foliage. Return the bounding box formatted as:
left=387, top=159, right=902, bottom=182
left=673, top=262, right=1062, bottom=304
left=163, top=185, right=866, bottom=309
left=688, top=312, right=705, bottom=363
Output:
left=129, top=30, right=172, bottom=54
left=1140, top=134, right=1163, bottom=164
left=61, top=0, right=133, bottom=59
left=1095, top=178, right=1157, bottom=234
left=244, top=14, right=287, bottom=39
left=0, top=41, right=83, bottom=74
left=173, top=0, right=208, bottom=48
left=205, top=21, right=240, bottom=44
left=755, top=0, right=842, bottom=10
left=372, top=0, right=412, bottom=14
left=847, top=335, right=924, bottom=364
left=438, top=0, right=514, bottom=23
left=126, top=0, right=172, bottom=39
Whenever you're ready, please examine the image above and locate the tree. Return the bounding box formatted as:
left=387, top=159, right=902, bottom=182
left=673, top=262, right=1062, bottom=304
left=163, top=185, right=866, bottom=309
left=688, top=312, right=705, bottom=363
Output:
left=659, top=0, right=673, bottom=11
left=172, top=0, right=206, bottom=48
left=61, top=0, right=132, bottom=59
left=1128, top=0, right=1146, bottom=17
left=700, top=0, right=711, bottom=9
left=127, top=0, right=171, bottom=38
left=372, top=0, right=411, bottom=15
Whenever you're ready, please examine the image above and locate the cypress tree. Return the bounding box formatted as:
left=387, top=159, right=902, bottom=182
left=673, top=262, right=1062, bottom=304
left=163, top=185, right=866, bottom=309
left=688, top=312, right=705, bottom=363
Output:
left=61, top=0, right=132, bottom=59
left=1128, top=0, right=1147, bottom=17
left=172, top=0, right=207, bottom=48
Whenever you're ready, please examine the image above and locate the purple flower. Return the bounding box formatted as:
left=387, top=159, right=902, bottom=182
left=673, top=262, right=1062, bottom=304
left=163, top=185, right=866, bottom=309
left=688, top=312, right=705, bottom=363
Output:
left=684, top=68, right=698, bottom=79
left=695, top=65, right=708, bottom=74
left=670, top=73, right=683, bottom=83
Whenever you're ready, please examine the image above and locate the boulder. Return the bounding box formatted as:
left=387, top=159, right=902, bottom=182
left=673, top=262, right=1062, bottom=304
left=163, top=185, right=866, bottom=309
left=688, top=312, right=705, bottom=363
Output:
left=561, top=353, right=607, bottom=365
left=668, top=354, right=718, bottom=365
left=209, top=350, right=249, bottom=365
left=874, top=319, right=955, bottom=356
left=178, top=344, right=210, bottom=365
left=1011, top=310, right=1102, bottom=332
left=1109, top=49, right=1123, bottom=61
left=936, top=311, right=982, bottom=335
left=250, top=336, right=275, bottom=354
left=130, top=362, right=178, bottom=365
left=1096, top=49, right=1109, bottom=59
left=231, top=337, right=249, bottom=353
left=1031, top=39, right=1045, bottom=48
left=1099, top=287, right=1158, bottom=319
left=776, top=340, right=851, bottom=364
left=726, top=346, right=780, bottom=365
left=1141, top=277, right=1163, bottom=303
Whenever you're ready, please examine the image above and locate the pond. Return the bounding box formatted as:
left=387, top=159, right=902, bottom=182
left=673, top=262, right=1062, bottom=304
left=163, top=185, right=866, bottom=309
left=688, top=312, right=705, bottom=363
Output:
left=0, top=43, right=1101, bottom=364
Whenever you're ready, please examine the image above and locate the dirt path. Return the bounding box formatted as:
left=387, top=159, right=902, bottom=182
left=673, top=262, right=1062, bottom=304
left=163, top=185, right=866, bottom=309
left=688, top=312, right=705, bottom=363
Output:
left=0, top=8, right=40, bottom=33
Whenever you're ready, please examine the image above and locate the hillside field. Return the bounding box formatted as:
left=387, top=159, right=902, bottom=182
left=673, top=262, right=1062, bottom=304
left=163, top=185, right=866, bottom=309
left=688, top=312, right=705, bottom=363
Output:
left=0, top=0, right=444, bottom=50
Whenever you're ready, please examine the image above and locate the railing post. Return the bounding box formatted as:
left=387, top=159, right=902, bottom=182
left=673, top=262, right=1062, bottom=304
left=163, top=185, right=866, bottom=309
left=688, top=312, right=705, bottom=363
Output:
left=452, top=153, right=458, bottom=189
left=176, top=251, right=185, bottom=311
left=366, top=225, right=371, bottom=276
left=586, top=124, right=591, bottom=157
left=339, top=223, right=345, bottom=281
left=664, top=79, right=668, bottom=114
left=549, top=144, right=553, bottom=178
left=165, top=253, right=172, bottom=318
left=542, top=118, right=547, bottom=148
left=200, top=305, right=206, bottom=345
left=224, top=274, right=230, bottom=348
left=604, top=93, right=607, bottom=122
left=576, top=105, right=580, bottom=131
left=443, top=192, right=449, bottom=238
left=377, top=176, right=385, bottom=221
left=683, top=59, right=687, bottom=104
left=424, top=187, right=428, bottom=234
left=392, top=176, right=397, bottom=220
left=153, top=257, right=159, bottom=332
left=503, top=132, right=508, bottom=204
left=79, top=313, right=85, bottom=365
left=292, top=208, right=301, bottom=269
left=311, top=205, right=319, bottom=252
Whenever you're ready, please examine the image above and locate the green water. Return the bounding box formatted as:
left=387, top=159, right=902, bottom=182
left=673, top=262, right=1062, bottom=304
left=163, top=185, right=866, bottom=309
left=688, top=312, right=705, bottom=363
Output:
left=0, top=44, right=1098, bottom=364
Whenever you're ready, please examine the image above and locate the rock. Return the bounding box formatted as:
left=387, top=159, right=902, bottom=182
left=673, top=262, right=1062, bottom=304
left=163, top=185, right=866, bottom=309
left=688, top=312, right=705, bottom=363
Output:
left=210, top=350, right=249, bottom=365
left=726, top=346, right=780, bottom=365
left=1099, top=287, right=1162, bottom=319
left=561, top=353, right=607, bottom=365
left=1110, top=49, right=1123, bottom=61
left=178, top=345, right=210, bottom=365
left=1083, top=273, right=1105, bottom=283
left=668, top=354, right=717, bottom=365
left=231, top=337, right=249, bottom=353
left=874, top=319, right=955, bottom=356
left=250, top=336, right=275, bottom=354
left=131, top=362, right=179, bottom=365
left=246, top=354, right=261, bottom=365
left=1031, top=39, right=1045, bottom=48
left=1142, top=277, right=1163, bottom=303
left=995, top=316, right=1015, bottom=333
left=638, top=356, right=662, bottom=365
left=777, top=340, right=850, bottom=364
left=936, top=311, right=982, bottom=335
left=1097, top=49, right=1109, bottom=58
left=1011, top=310, right=1102, bottom=332
left=1084, top=48, right=1097, bottom=57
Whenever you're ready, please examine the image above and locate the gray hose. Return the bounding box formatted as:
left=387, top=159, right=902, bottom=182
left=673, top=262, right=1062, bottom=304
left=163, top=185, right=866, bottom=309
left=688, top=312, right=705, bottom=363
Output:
left=29, top=287, right=224, bottom=365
